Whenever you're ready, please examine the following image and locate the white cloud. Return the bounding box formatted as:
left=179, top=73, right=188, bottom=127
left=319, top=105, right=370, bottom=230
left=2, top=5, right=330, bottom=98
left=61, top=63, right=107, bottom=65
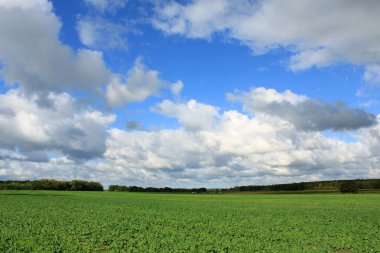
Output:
left=106, top=59, right=167, bottom=107
left=77, top=16, right=128, bottom=50
left=0, top=0, right=110, bottom=93
left=2, top=87, right=379, bottom=187
left=154, top=0, right=380, bottom=82
left=0, top=0, right=51, bottom=11
left=153, top=99, right=220, bottom=131
left=227, top=87, right=307, bottom=105
left=95, top=95, right=379, bottom=187
left=289, top=49, right=334, bottom=71
left=170, top=80, right=184, bottom=97
left=364, top=65, right=380, bottom=84
left=0, top=89, right=115, bottom=161
left=154, top=0, right=229, bottom=38
left=83, top=0, right=126, bottom=13
left=79, top=87, right=378, bottom=187
left=228, top=87, right=377, bottom=131
left=1, top=0, right=379, bottom=186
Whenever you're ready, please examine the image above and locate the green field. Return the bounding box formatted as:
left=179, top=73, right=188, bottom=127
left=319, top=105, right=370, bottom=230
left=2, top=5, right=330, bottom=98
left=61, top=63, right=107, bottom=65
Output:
left=0, top=191, right=379, bottom=252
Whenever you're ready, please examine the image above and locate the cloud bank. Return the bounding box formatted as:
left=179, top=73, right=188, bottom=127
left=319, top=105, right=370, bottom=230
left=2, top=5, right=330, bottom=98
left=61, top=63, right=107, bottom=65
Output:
left=95, top=91, right=380, bottom=187
left=1, top=86, right=379, bottom=187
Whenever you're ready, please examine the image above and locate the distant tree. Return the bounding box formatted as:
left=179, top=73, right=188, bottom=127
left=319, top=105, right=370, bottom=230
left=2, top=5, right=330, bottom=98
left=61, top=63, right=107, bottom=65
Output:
left=71, top=180, right=87, bottom=191
left=375, top=180, right=380, bottom=189
left=192, top=188, right=207, bottom=193
left=163, top=187, right=173, bottom=192
left=108, top=185, right=117, bottom=191
left=339, top=181, right=359, bottom=193
left=71, top=180, right=103, bottom=191
left=129, top=186, right=144, bottom=192
left=87, top=181, right=103, bottom=191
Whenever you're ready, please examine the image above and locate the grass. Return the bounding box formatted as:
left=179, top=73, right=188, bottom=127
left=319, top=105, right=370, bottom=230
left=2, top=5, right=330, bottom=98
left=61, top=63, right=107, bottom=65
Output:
left=0, top=191, right=379, bottom=252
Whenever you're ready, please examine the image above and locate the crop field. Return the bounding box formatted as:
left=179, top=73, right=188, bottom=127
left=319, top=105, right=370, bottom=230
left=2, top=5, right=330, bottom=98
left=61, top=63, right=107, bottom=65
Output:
left=0, top=191, right=379, bottom=252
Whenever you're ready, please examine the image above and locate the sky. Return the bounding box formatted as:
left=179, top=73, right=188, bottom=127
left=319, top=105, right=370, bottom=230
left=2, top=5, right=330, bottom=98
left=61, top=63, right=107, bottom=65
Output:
left=0, top=0, right=380, bottom=188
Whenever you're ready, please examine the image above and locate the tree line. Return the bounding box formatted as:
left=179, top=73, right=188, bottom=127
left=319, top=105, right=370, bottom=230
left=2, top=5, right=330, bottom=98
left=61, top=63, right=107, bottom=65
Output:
left=109, top=179, right=380, bottom=193
left=108, top=185, right=207, bottom=193
left=0, top=179, right=103, bottom=191
left=231, top=179, right=380, bottom=193
left=1, top=178, right=379, bottom=193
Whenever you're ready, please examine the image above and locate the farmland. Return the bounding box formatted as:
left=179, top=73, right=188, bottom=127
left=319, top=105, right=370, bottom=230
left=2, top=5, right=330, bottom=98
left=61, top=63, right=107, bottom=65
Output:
left=0, top=191, right=379, bottom=252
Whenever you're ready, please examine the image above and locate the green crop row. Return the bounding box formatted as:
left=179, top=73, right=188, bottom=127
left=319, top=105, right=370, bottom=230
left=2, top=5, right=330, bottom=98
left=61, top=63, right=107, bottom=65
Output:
left=0, top=191, right=379, bottom=252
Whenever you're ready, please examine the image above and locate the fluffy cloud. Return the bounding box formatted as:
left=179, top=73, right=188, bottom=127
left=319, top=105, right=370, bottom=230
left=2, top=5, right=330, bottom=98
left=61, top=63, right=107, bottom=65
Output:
left=153, top=99, right=220, bottom=131
left=1, top=87, right=379, bottom=187
left=153, top=0, right=229, bottom=38
left=96, top=94, right=379, bottom=187
left=77, top=16, right=128, bottom=50
left=1, top=0, right=379, bottom=187
left=106, top=60, right=169, bottom=107
left=83, top=87, right=378, bottom=187
left=0, top=0, right=110, bottom=93
left=0, top=90, right=115, bottom=161
left=228, top=87, right=378, bottom=131
left=153, top=0, right=380, bottom=82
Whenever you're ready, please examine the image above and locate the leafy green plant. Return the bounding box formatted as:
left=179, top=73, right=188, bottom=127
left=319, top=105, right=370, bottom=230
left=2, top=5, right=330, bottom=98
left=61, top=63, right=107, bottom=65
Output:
left=0, top=191, right=379, bottom=252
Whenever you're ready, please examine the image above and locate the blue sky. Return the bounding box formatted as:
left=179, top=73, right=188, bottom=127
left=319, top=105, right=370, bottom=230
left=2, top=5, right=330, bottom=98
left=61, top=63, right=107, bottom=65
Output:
left=0, top=0, right=379, bottom=187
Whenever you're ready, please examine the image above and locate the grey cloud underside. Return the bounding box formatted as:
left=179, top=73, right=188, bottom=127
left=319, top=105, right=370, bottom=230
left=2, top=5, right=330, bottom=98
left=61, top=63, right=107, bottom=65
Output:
left=95, top=95, right=380, bottom=187
left=229, top=88, right=378, bottom=131
left=2, top=93, right=380, bottom=187
left=0, top=91, right=115, bottom=162
left=126, top=121, right=141, bottom=130
left=0, top=4, right=110, bottom=94
left=253, top=100, right=378, bottom=131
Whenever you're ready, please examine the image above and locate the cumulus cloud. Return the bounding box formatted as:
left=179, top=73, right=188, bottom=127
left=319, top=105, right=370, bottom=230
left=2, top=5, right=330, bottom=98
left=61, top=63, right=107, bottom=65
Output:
left=153, top=99, right=220, bottom=131
left=0, top=0, right=110, bottom=93
left=106, top=59, right=168, bottom=107
left=0, top=155, right=109, bottom=182
left=1, top=87, right=380, bottom=187
left=153, top=0, right=380, bottom=82
left=97, top=88, right=379, bottom=187
left=228, top=87, right=377, bottom=131
left=0, top=90, right=115, bottom=161
left=77, top=16, right=128, bottom=50
left=0, top=157, right=75, bottom=181
left=95, top=95, right=380, bottom=187
left=153, top=0, right=229, bottom=38
left=1, top=0, right=379, bottom=187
